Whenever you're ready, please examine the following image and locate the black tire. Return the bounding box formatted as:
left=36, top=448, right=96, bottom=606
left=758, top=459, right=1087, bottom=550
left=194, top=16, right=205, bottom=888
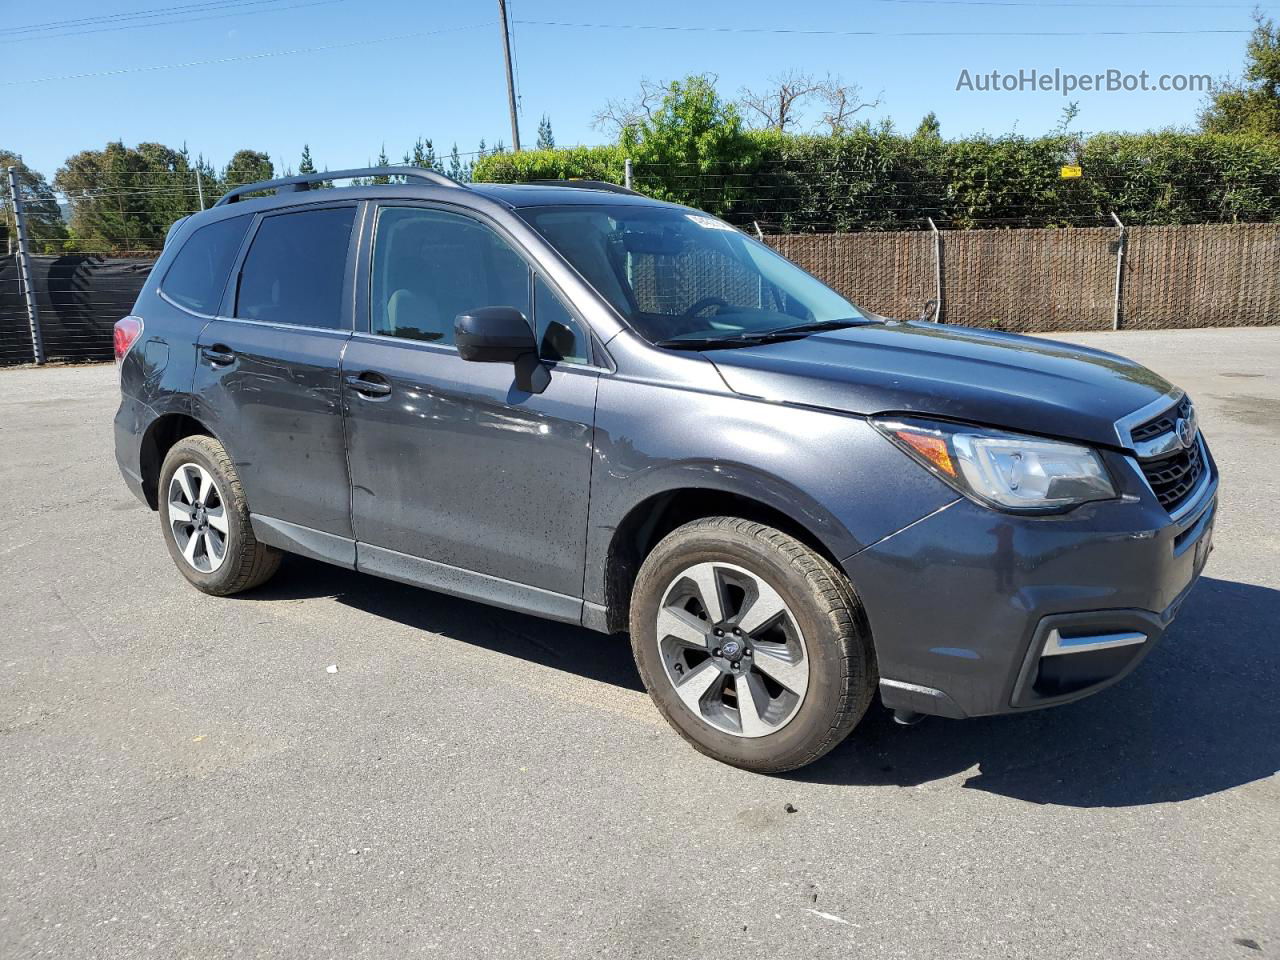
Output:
left=158, top=435, right=281, bottom=596
left=629, top=517, right=876, bottom=773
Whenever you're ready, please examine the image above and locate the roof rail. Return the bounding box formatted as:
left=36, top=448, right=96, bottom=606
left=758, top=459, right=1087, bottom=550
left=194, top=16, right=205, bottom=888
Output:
left=527, top=179, right=640, bottom=196
left=214, top=166, right=463, bottom=206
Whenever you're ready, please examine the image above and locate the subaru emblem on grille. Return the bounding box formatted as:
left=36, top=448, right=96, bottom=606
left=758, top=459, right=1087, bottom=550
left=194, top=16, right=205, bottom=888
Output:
left=1175, top=417, right=1195, bottom=450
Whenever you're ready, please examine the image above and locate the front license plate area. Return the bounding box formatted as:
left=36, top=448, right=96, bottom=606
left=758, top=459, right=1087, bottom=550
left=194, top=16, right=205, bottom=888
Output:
left=1192, top=515, right=1214, bottom=578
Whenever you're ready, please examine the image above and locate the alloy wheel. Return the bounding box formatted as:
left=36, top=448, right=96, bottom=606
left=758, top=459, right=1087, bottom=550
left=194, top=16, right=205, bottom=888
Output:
left=656, top=561, right=809, bottom=738
left=167, top=462, right=228, bottom=574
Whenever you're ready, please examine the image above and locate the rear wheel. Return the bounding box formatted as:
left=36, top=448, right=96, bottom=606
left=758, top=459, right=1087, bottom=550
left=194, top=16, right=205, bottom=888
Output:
left=629, top=517, right=876, bottom=773
left=158, top=435, right=281, bottom=595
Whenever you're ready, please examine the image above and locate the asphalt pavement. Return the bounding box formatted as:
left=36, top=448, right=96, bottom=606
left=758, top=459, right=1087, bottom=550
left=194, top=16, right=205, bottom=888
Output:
left=1, top=325, right=1277, bottom=959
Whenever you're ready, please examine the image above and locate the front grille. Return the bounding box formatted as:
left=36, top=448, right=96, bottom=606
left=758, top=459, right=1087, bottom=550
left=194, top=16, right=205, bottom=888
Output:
left=1132, top=396, right=1205, bottom=513
left=1130, top=395, right=1192, bottom=444
left=1140, top=437, right=1205, bottom=511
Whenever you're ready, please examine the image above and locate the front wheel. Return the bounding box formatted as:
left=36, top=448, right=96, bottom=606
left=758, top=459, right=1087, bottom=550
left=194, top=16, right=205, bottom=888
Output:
left=629, top=517, right=876, bottom=773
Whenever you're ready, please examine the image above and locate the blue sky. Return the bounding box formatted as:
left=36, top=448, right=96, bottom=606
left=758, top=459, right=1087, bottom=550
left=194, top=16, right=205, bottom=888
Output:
left=6, top=0, right=1272, bottom=181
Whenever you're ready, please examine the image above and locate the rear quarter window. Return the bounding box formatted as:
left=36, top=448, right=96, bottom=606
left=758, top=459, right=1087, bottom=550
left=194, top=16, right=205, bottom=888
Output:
left=235, top=206, right=356, bottom=330
left=160, top=215, right=252, bottom=315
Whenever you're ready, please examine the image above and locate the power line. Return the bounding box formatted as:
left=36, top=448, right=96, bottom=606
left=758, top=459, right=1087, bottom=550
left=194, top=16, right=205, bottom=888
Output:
left=0, top=0, right=346, bottom=45
left=3, top=21, right=493, bottom=85
left=1, top=0, right=306, bottom=36
left=513, top=18, right=1253, bottom=37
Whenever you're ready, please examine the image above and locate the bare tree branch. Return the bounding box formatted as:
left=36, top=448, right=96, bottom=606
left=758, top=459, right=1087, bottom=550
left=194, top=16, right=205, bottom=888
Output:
left=591, top=78, right=667, bottom=137
left=817, top=76, right=882, bottom=135
left=739, top=70, right=827, bottom=132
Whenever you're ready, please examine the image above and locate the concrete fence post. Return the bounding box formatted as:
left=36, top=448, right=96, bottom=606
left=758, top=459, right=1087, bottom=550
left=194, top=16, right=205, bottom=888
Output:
left=1110, top=212, right=1127, bottom=331
left=926, top=217, right=943, bottom=323
left=6, top=166, right=44, bottom=365
left=624, top=157, right=633, bottom=191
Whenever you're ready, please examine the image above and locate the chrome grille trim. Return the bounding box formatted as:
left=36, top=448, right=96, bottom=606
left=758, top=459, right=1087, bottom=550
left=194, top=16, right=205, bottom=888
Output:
left=1113, top=388, right=1184, bottom=448
left=1120, top=392, right=1211, bottom=516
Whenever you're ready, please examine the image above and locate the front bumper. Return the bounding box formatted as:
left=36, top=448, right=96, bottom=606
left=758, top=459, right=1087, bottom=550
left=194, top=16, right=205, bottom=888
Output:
left=844, top=444, right=1218, bottom=719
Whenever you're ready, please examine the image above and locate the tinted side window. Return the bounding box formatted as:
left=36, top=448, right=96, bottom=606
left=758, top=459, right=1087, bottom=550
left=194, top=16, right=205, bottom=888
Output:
left=535, top=276, right=589, bottom=364
left=236, top=206, right=356, bottom=329
left=371, top=207, right=530, bottom=346
left=161, top=215, right=251, bottom=314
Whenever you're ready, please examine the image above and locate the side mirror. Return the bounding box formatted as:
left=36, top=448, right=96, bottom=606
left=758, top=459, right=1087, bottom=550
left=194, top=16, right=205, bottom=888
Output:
left=455, top=306, right=537, bottom=363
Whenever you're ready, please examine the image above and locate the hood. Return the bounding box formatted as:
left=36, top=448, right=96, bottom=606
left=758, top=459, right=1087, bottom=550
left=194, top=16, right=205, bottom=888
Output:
left=706, top=321, right=1176, bottom=449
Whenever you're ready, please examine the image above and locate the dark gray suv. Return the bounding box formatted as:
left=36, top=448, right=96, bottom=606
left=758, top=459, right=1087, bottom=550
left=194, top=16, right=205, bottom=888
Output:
left=113, top=167, right=1217, bottom=772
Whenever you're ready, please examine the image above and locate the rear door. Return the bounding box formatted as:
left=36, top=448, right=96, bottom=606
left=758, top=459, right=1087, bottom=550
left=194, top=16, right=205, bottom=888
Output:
left=341, top=202, right=599, bottom=609
left=192, top=202, right=361, bottom=540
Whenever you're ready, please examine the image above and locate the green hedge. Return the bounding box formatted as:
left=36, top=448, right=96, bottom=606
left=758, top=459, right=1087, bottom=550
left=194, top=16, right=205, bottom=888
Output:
left=472, top=145, right=626, bottom=186
left=473, top=131, right=1280, bottom=231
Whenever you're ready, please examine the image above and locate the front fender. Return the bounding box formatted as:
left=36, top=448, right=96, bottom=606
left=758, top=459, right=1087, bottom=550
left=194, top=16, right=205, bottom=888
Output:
left=585, top=376, right=957, bottom=607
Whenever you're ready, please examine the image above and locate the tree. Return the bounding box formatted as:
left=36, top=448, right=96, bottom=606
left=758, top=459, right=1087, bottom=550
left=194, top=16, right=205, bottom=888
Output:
left=913, top=112, right=942, bottom=140
left=818, top=77, right=881, bottom=135
left=740, top=69, right=827, bottom=132
left=623, top=74, right=759, bottom=217
left=223, top=150, right=273, bottom=190
left=447, top=143, right=467, bottom=181
left=0, top=150, right=67, bottom=253
left=406, top=137, right=438, bottom=171
left=591, top=78, right=665, bottom=138
left=1200, top=11, right=1280, bottom=136
left=536, top=114, right=555, bottom=149
left=299, top=144, right=316, bottom=175
left=57, top=141, right=204, bottom=252
left=371, top=145, right=392, bottom=184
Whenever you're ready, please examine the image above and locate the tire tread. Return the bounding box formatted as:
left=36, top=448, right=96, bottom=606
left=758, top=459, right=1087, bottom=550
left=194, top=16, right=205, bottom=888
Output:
left=160, top=435, right=281, bottom=595
left=631, top=516, right=876, bottom=773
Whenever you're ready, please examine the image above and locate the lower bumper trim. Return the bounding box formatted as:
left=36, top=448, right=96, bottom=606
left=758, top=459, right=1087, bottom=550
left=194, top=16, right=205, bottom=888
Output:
left=879, top=678, right=968, bottom=719
left=1041, top=628, right=1148, bottom=657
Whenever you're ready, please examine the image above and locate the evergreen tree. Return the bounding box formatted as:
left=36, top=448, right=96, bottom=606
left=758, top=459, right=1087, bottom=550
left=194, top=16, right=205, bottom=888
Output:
left=56, top=140, right=212, bottom=251
left=299, top=144, right=316, bottom=175
left=536, top=114, right=555, bottom=149
left=222, top=150, right=274, bottom=190
left=407, top=137, right=438, bottom=170
left=447, top=143, right=465, bottom=181
left=372, top=145, right=392, bottom=184
left=0, top=149, right=68, bottom=253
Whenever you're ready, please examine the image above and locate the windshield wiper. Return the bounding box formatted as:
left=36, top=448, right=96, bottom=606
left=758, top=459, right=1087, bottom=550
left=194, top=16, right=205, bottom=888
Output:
left=654, top=318, right=872, bottom=351
left=761, top=318, right=872, bottom=337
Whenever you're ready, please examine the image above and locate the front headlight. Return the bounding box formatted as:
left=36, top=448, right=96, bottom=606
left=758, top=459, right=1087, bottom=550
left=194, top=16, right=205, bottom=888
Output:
left=872, top=416, right=1117, bottom=512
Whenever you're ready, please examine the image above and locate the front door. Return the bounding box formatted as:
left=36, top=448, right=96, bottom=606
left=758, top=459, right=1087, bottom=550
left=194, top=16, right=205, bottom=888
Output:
left=192, top=203, right=359, bottom=538
left=342, top=204, right=599, bottom=612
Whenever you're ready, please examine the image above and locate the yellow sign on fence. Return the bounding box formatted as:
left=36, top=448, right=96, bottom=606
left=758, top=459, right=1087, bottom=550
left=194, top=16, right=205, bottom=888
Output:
left=1060, top=164, right=1083, bottom=179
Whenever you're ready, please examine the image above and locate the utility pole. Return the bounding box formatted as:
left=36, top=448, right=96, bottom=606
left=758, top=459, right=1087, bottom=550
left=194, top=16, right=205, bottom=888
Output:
left=6, top=166, right=45, bottom=364
left=496, top=0, right=521, bottom=152
left=195, top=167, right=206, bottom=210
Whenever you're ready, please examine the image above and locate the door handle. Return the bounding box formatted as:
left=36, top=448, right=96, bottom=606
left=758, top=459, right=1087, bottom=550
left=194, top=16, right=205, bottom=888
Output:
left=201, top=345, right=236, bottom=366
left=345, top=373, right=392, bottom=398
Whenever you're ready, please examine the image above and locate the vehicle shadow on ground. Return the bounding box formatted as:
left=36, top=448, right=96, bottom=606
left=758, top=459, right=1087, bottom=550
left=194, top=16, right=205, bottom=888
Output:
left=250, top=564, right=1277, bottom=807
left=247, top=555, right=647, bottom=693
left=792, top=575, right=1280, bottom=807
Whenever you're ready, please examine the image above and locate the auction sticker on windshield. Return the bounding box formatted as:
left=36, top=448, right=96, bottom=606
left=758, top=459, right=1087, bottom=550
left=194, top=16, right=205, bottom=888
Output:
left=685, top=214, right=737, bottom=231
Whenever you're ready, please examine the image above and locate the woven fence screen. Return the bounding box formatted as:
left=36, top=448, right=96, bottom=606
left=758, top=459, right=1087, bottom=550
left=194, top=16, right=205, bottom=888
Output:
left=1122, top=224, right=1280, bottom=329
left=768, top=223, right=1280, bottom=332
left=0, top=255, right=157, bottom=366
left=768, top=231, right=935, bottom=323
left=2, top=225, right=1278, bottom=366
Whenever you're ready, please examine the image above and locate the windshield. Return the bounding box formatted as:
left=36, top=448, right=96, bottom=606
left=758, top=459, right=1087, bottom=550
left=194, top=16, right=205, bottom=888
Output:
left=519, top=204, right=867, bottom=346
